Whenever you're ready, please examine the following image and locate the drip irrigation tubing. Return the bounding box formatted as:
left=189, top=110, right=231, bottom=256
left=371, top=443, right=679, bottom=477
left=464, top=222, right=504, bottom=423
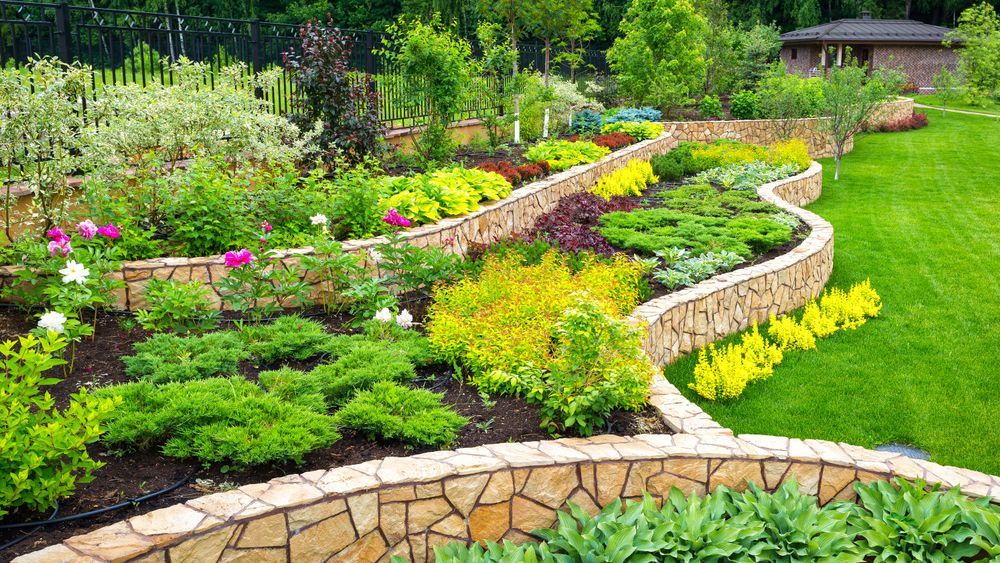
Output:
left=0, top=474, right=191, bottom=532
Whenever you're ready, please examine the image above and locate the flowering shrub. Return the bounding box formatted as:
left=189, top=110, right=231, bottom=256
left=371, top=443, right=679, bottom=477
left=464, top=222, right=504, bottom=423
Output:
left=689, top=281, right=882, bottom=401
left=524, top=140, right=611, bottom=172
left=215, top=224, right=312, bottom=322
left=589, top=159, right=658, bottom=201
left=0, top=334, right=121, bottom=518
left=600, top=120, right=665, bottom=141
left=427, top=252, right=647, bottom=377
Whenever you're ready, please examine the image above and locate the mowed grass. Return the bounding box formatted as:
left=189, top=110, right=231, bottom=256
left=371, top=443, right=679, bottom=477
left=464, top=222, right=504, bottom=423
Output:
left=665, top=111, right=1000, bottom=475
left=913, top=94, right=1000, bottom=116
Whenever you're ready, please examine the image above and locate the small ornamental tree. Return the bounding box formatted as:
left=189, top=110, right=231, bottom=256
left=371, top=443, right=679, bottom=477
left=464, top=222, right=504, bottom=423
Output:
left=380, top=16, right=473, bottom=162
left=946, top=2, right=1000, bottom=105
left=932, top=67, right=963, bottom=116
left=821, top=56, right=903, bottom=180
left=475, top=22, right=518, bottom=152
left=284, top=18, right=385, bottom=165
left=606, top=0, right=708, bottom=115
left=0, top=58, right=88, bottom=241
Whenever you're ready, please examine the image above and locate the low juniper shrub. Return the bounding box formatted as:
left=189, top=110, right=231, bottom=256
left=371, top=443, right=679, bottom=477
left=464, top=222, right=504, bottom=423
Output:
left=332, top=381, right=469, bottom=447
left=238, top=315, right=333, bottom=364
left=123, top=331, right=248, bottom=383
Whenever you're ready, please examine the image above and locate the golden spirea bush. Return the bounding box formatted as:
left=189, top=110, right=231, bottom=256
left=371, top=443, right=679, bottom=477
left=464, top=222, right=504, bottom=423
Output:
left=765, top=139, right=812, bottom=172
left=426, top=252, right=647, bottom=375
left=589, top=159, right=659, bottom=201
left=690, top=280, right=881, bottom=401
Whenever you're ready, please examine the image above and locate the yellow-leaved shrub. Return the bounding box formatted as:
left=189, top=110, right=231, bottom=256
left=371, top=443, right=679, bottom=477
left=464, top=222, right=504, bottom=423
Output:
left=588, top=159, right=658, bottom=201
left=426, top=252, right=647, bottom=374
left=689, top=280, right=881, bottom=401
left=768, top=314, right=817, bottom=351
left=690, top=141, right=766, bottom=169
left=765, top=139, right=811, bottom=172
left=688, top=324, right=781, bottom=401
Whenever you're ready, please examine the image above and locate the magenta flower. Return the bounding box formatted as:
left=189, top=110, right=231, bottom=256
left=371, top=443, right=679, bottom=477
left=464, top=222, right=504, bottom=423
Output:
left=46, top=227, right=68, bottom=242
left=261, top=221, right=272, bottom=233
left=48, top=238, right=72, bottom=257
left=382, top=208, right=412, bottom=228
left=77, top=220, right=98, bottom=240
left=224, top=248, right=255, bottom=268
left=97, top=223, right=121, bottom=239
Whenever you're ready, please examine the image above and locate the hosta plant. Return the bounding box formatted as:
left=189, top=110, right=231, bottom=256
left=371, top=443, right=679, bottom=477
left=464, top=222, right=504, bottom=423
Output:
left=600, top=120, right=665, bottom=141
left=524, top=140, right=610, bottom=172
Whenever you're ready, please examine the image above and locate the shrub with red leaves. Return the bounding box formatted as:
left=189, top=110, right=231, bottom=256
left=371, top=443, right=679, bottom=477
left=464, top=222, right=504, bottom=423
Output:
left=871, top=112, right=929, bottom=133
left=592, top=132, right=637, bottom=150
left=529, top=193, right=639, bottom=255
left=516, top=163, right=544, bottom=182
left=535, top=160, right=550, bottom=174
left=477, top=160, right=522, bottom=185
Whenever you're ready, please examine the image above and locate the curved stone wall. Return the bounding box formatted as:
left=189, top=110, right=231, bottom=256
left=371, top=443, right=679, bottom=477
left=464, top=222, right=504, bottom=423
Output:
left=632, top=161, right=832, bottom=369
left=18, top=432, right=999, bottom=563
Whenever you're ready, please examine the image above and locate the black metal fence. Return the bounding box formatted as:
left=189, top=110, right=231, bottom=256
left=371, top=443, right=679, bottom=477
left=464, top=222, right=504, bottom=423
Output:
left=0, top=1, right=608, bottom=127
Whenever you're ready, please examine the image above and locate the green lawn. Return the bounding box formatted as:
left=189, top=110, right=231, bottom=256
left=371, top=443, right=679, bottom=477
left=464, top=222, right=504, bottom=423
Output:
left=913, top=94, right=1000, bottom=116
left=665, top=111, right=1000, bottom=475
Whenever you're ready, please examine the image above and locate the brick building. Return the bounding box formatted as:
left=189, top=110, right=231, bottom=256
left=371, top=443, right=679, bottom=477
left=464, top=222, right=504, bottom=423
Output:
left=779, top=14, right=959, bottom=90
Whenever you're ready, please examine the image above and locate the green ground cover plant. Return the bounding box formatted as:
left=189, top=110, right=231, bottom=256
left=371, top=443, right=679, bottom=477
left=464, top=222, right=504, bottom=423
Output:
left=123, top=331, right=247, bottom=383
left=667, top=112, right=1000, bottom=475
left=333, top=381, right=469, bottom=447
left=436, top=478, right=1000, bottom=562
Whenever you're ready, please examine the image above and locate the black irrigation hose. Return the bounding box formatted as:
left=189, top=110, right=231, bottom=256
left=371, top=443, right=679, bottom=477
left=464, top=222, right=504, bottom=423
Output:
left=0, top=503, right=58, bottom=552
left=0, top=474, right=192, bottom=532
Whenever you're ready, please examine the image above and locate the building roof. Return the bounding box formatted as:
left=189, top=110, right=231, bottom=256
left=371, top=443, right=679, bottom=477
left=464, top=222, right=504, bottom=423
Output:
left=780, top=19, right=955, bottom=44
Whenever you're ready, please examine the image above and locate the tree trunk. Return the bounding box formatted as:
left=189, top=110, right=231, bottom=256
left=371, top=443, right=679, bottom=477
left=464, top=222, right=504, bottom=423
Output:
left=544, top=38, right=551, bottom=87
left=834, top=146, right=843, bottom=180
left=570, top=38, right=577, bottom=84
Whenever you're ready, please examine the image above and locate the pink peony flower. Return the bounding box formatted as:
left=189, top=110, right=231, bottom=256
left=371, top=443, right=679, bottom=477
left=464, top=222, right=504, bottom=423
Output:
left=77, top=220, right=99, bottom=240
left=46, top=227, right=67, bottom=242
left=48, top=238, right=72, bottom=257
left=382, top=208, right=412, bottom=228
left=97, top=223, right=121, bottom=239
left=260, top=221, right=272, bottom=233
left=224, top=248, right=255, bottom=268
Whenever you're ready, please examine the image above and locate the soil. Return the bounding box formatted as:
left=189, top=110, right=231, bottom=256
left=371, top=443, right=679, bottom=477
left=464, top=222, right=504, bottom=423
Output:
left=384, top=143, right=535, bottom=177
left=0, top=298, right=671, bottom=559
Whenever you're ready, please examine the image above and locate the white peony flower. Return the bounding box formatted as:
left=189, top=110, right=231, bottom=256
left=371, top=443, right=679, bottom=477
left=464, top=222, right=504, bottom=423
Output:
left=38, top=310, right=67, bottom=334
left=374, top=307, right=393, bottom=323
left=395, top=309, right=413, bottom=329
left=59, top=260, right=90, bottom=284
left=310, top=213, right=329, bottom=226
left=368, top=249, right=383, bottom=264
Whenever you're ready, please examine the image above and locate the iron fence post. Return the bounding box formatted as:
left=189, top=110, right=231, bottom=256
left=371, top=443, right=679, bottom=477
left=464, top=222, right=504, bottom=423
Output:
left=250, top=19, right=263, bottom=98
left=54, top=2, right=72, bottom=63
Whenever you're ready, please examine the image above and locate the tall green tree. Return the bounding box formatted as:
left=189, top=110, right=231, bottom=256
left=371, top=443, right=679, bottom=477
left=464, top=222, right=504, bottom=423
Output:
left=946, top=2, right=1000, bottom=104
left=607, top=0, right=707, bottom=114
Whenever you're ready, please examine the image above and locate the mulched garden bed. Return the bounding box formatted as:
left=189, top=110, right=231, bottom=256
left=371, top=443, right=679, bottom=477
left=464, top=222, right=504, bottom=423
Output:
left=0, top=302, right=670, bottom=559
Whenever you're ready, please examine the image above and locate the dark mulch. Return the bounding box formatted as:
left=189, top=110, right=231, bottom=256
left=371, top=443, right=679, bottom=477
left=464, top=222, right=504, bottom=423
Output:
left=0, top=300, right=671, bottom=558
left=384, top=144, right=534, bottom=177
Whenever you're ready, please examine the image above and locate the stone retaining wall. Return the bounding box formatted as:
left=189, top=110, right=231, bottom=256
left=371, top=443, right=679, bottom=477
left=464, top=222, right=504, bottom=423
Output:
left=631, top=161, right=832, bottom=368
left=662, top=97, right=914, bottom=158
left=19, top=432, right=999, bottom=563
left=0, top=99, right=914, bottom=311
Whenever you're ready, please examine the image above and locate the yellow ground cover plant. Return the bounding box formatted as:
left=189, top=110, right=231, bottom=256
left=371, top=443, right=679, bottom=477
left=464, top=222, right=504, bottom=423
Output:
left=588, top=159, right=658, bottom=201
left=690, top=280, right=881, bottom=400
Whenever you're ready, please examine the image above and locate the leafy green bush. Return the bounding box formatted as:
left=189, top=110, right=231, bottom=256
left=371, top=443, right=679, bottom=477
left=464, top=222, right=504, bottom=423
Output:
left=136, top=278, right=221, bottom=334
left=239, top=315, right=333, bottom=364
left=95, top=377, right=339, bottom=468
left=0, top=335, right=121, bottom=518
left=699, top=95, right=724, bottom=119
left=475, top=299, right=654, bottom=436
left=123, top=332, right=248, bottom=383
left=523, top=140, right=610, bottom=172
left=729, top=89, right=762, bottom=119
left=333, top=381, right=468, bottom=447
left=329, top=161, right=392, bottom=240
